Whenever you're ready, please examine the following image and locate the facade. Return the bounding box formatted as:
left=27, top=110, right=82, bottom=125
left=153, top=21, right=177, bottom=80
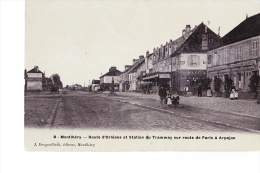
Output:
left=26, top=66, right=44, bottom=90
left=91, top=79, right=100, bottom=92
left=140, top=24, right=221, bottom=93
left=170, top=23, right=222, bottom=93
left=73, top=84, right=83, bottom=90
left=207, top=13, right=260, bottom=96
left=100, top=67, right=122, bottom=91
left=128, top=56, right=145, bottom=91
left=119, top=65, right=133, bottom=92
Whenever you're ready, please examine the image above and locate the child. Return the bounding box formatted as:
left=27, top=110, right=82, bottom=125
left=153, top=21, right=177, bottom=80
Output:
left=172, top=92, right=180, bottom=108
left=167, top=93, right=172, bottom=106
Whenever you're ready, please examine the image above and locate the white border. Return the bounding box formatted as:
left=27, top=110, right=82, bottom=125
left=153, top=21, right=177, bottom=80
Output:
left=0, top=1, right=259, bottom=173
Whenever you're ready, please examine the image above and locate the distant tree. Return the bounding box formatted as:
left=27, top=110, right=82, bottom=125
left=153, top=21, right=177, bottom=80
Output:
left=66, top=85, right=69, bottom=89
left=50, top=74, right=63, bottom=88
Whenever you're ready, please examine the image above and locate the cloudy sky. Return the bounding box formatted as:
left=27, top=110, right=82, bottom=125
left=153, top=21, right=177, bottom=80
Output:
left=25, top=0, right=260, bottom=86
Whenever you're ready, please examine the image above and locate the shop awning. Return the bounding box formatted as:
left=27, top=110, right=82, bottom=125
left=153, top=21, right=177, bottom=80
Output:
left=142, top=73, right=170, bottom=80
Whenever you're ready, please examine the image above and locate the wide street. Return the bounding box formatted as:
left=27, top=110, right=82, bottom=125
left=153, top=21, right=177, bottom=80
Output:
left=24, top=90, right=260, bottom=133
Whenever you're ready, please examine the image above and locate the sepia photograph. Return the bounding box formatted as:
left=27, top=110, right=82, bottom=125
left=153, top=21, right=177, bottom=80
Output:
left=23, top=0, right=260, bottom=151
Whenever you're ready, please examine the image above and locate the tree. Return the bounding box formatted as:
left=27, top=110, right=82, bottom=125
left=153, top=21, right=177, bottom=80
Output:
left=224, top=77, right=233, bottom=91
left=50, top=74, right=63, bottom=87
left=248, top=74, right=260, bottom=95
left=214, top=77, right=223, bottom=93
left=200, top=77, right=212, bottom=91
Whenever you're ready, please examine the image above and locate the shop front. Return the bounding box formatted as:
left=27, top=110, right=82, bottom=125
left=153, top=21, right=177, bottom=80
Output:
left=208, top=59, right=259, bottom=98
left=141, top=72, right=171, bottom=93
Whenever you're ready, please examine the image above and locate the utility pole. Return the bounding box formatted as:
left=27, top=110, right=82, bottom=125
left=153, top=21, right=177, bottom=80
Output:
left=109, top=77, right=117, bottom=96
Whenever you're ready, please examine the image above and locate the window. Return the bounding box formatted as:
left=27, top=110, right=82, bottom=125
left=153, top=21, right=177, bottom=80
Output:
left=236, top=45, right=242, bottom=61
left=224, top=49, right=229, bottom=64
left=238, top=73, right=243, bottom=89
left=252, top=41, right=259, bottom=57
left=208, top=55, right=212, bottom=64
left=187, top=55, right=200, bottom=67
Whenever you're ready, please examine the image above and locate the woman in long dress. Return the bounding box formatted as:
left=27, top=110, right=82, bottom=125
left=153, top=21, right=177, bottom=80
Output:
left=167, top=93, right=172, bottom=106
left=206, top=86, right=212, bottom=97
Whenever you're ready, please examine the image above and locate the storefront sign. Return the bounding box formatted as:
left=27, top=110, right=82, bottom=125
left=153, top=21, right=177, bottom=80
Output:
left=143, top=74, right=158, bottom=80
left=208, top=60, right=257, bottom=72
left=27, top=77, right=42, bottom=82
left=159, top=74, right=170, bottom=78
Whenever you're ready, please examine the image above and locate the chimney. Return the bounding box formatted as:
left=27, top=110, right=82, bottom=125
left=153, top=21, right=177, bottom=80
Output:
left=202, top=33, right=208, bottom=50
left=133, top=59, right=139, bottom=65
left=146, top=51, right=149, bottom=57
left=34, top=66, right=39, bottom=71
left=182, top=29, right=186, bottom=36
left=186, top=25, right=191, bottom=33
left=205, top=25, right=208, bottom=33
left=124, top=65, right=131, bottom=71
left=139, top=55, right=144, bottom=59
left=109, top=66, right=117, bottom=72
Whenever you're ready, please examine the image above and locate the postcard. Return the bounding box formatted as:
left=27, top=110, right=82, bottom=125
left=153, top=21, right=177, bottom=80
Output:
left=24, top=0, right=260, bottom=151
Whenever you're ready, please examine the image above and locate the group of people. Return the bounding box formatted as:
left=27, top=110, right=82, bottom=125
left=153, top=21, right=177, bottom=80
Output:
left=159, top=86, right=179, bottom=108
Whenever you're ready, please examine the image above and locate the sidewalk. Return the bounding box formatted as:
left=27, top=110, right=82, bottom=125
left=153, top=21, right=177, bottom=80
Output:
left=111, top=91, right=260, bottom=118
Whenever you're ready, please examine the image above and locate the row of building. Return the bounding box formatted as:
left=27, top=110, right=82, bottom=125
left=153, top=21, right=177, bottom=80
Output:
left=95, top=13, right=260, bottom=97
left=24, top=66, right=63, bottom=91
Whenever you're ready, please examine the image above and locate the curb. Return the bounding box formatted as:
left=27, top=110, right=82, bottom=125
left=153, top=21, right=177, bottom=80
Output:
left=106, top=93, right=260, bottom=119
left=110, top=98, right=260, bottom=134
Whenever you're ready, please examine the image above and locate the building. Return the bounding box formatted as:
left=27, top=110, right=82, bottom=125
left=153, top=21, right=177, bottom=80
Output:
left=136, top=51, right=154, bottom=93
left=119, top=64, right=134, bottom=92
left=128, top=56, right=145, bottom=91
left=42, top=77, right=53, bottom=90
left=100, top=67, right=122, bottom=91
left=91, top=79, right=100, bottom=92
left=140, top=24, right=221, bottom=93
left=26, top=66, right=44, bottom=90
left=207, top=13, right=260, bottom=97
left=170, top=23, right=222, bottom=93
left=70, top=84, right=83, bottom=90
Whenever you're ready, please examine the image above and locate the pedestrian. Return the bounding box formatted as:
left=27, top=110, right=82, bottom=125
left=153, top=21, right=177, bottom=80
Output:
left=172, top=92, right=180, bottom=108
left=167, top=92, right=172, bottom=107
left=230, top=83, right=238, bottom=100
left=206, top=85, right=212, bottom=97
left=159, top=86, right=167, bottom=108
left=198, top=85, right=202, bottom=97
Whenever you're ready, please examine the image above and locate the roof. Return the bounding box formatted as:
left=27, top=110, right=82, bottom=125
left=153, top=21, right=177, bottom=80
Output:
left=27, top=67, right=44, bottom=74
left=147, top=53, right=154, bottom=58
left=100, top=69, right=122, bottom=78
left=127, top=58, right=145, bottom=73
left=222, top=13, right=260, bottom=45
left=92, top=80, right=100, bottom=84
left=171, top=23, right=222, bottom=57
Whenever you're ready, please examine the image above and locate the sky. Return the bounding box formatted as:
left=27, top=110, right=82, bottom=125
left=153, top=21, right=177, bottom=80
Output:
left=25, top=0, right=260, bottom=86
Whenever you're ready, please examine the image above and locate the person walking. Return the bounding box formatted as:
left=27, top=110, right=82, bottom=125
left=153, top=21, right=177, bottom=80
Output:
left=159, top=86, right=167, bottom=108
left=198, top=85, right=202, bottom=97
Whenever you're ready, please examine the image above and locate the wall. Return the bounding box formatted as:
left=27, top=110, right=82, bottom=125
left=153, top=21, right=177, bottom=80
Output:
left=27, top=73, right=42, bottom=90
left=178, top=53, right=207, bottom=70
left=207, top=35, right=260, bottom=92
left=153, top=58, right=171, bottom=73
left=103, top=76, right=120, bottom=84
